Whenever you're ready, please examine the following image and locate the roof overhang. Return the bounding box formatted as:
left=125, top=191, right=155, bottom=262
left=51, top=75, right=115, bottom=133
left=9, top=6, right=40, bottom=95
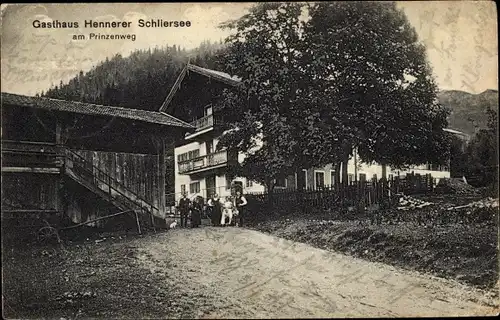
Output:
left=443, top=128, right=470, bottom=138
left=1, top=92, right=195, bottom=130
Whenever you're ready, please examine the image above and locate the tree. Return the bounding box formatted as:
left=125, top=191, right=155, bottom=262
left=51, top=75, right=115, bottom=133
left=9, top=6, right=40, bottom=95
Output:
left=216, top=1, right=451, bottom=194
left=304, top=1, right=451, bottom=185
left=449, top=134, right=468, bottom=178
left=464, top=106, right=498, bottom=187
left=215, top=3, right=314, bottom=194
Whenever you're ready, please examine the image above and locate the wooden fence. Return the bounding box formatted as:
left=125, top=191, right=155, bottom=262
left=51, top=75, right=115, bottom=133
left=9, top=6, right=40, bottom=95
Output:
left=391, top=173, right=435, bottom=195
left=246, top=173, right=437, bottom=215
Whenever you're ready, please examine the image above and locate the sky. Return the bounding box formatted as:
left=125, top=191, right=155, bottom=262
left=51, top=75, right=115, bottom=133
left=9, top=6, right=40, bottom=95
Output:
left=1, top=2, right=498, bottom=96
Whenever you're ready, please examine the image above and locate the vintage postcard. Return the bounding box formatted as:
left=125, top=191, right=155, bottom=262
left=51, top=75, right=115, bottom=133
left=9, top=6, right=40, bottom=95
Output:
left=1, top=2, right=498, bottom=319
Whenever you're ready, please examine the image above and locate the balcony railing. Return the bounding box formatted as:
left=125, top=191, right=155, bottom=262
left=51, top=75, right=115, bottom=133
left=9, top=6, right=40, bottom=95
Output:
left=190, top=114, right=214, bottom=132
left=1, top=140, right=62, bottom=168
left=178, top=149, right=229, bottom=174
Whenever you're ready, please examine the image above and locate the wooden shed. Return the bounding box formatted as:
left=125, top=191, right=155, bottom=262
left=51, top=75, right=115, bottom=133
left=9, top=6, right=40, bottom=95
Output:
left=1, top=92, right=194, bottom=232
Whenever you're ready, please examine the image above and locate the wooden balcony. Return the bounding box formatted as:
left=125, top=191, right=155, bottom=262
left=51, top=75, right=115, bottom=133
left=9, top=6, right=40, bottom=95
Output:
left=1, top=140, right=63, bottom=172
left=178, top=150, right=233, bottom=175
left=185, top=114, right=215, bottom=139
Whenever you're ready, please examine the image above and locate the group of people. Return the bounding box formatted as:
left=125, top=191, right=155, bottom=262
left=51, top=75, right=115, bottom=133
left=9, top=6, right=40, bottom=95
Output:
left=176, top=191, right=248, bottom=228
left=177, top=192, right=203, bottom=228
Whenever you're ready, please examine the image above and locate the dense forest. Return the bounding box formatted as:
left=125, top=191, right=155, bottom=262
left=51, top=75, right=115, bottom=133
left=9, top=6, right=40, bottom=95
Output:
left=40, top=40, right=225, bottom=111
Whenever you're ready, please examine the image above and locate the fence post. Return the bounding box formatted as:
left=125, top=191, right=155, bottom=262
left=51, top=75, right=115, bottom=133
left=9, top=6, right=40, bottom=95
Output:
left=339, top=184, right=343, bottom=208
left=135, top=210, right=142, bottom=234
left=108, top=176, right=112, bottom=199
left=358, top=181, right=366, bottom=214
left=426, top=174, right=432, bottom=193
left=150, top=206, right=156, bottom=232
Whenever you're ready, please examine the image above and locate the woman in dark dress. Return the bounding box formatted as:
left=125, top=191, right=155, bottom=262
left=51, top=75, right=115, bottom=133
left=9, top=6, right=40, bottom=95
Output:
left=208, top=194, right=222, bottom=226
left=190, top=196, right=203, bottom=228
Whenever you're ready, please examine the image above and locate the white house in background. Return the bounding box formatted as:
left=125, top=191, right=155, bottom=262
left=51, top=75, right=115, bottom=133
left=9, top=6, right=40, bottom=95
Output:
left=297, top=152, right=450, bottom=191
left=159, top=63, right=467, bottom=202
left=279, top=128, right=470, bottom=191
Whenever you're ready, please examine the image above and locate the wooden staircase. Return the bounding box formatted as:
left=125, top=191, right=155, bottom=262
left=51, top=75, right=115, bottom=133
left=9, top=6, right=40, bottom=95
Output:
left=63, top=148, right=161, bottom=228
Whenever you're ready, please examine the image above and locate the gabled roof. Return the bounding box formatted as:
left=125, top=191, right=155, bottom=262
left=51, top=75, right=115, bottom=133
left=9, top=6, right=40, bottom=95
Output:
left=1, top=92, right=194, bottom=129
left=159, top=64, right=241, bottom=113
left=187, top=64, right=241, bottom=86
left=443, top=128, right=469, bottom=137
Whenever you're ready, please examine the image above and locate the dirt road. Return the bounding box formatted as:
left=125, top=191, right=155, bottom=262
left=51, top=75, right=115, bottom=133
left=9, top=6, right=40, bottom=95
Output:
left=136, top=226, right=498, bottom=318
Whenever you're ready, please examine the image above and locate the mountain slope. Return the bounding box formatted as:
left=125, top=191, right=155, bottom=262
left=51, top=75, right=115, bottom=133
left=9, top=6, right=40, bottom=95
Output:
left=41, top=41, right=224, bottom=111
left=438, top=89, right=498, bottom=136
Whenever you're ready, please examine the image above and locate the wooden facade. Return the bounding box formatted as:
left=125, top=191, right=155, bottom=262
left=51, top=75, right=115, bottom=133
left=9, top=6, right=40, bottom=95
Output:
left=2, top=172, right=59, bottom=211
left=76, top=150, right=160, bottom=208
left=1, top=93, right=193, bottom=232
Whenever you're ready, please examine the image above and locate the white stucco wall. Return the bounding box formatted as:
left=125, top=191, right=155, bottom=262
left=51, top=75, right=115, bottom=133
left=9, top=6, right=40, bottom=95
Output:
left=303, top=148, right=451, bottom=189
left=389, top=167, right=450, bottom=182
left=173, top=136, right=266, bottom=204
left=338, top=149, right=450, bottom=185
left=233, top=176, right=266, bottom=194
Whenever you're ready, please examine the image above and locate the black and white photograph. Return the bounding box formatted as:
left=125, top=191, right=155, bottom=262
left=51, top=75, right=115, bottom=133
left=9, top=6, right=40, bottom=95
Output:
left=1, top=1, right=499, bottom=318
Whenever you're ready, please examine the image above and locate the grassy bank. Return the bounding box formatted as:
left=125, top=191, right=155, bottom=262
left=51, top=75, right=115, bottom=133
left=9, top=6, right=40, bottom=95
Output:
left=248, top=195, right=499, bottom=290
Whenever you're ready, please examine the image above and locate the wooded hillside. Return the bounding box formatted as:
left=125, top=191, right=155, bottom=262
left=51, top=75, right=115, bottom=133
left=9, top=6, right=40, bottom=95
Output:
left=40, top=40, right=224, bottom=111
left=438, top=89, right=498, bottom=136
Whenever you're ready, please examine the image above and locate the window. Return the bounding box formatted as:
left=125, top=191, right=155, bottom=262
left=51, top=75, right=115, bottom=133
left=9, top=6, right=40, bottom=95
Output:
left=206, top=140, right=213, bottom=154
left=177, top=149, right=200, bottom=163
left=330, top=170, right=336, bottom=186
left=246, top=179, right=253, bottom=187
left=180, top=184, right=186, bottom=194
left=435, top=164, right=449, bottom=172
left=372, top=174, right=377, bottom=182
left=348, top=174, right=354, bottom=184
left=205, top=104, right=213, bottom=116
left=275, top=176, right=287, bottom=188
left=295, top=169, right=308, bottom=189
left=233, top=181, right=243, bottom=193
left=189, top=149, right=200, bottom=159
left=315, top=171, right=325, bottom=189
left=189, top=181, right=200, bottom=194
left=358, top=173, right=367, bottom=182
left=423, top=163, right=449, bottom=172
